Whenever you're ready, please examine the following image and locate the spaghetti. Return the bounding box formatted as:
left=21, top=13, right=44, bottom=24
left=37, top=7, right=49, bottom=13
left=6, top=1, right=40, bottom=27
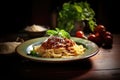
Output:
left=32, top=36, right=86, bottom=58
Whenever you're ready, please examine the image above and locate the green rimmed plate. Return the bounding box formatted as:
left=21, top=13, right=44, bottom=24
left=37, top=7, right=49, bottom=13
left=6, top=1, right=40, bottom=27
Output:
left=16, top=37, right=99, bottom=63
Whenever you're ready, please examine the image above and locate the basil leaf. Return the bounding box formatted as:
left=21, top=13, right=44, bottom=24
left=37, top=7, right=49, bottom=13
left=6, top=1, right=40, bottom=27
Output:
left=29, top=50, right=38, bottom=56
left=59, top=30, right=71, bottom=39
left=55, top=28, right=60, bottom=32
left=46, top=30, right=58, bottom=36
left=74, top=5, right=82, bottom=13
left=88, top=20, right=96, bottom=32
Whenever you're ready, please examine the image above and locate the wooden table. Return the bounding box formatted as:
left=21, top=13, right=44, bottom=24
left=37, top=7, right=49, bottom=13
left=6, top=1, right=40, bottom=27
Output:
left=0, top=34, right=120, bottom=80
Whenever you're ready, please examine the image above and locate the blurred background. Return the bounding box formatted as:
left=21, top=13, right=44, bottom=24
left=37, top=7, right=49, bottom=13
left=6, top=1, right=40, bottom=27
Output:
left=0, top=0, right=119, bottom=35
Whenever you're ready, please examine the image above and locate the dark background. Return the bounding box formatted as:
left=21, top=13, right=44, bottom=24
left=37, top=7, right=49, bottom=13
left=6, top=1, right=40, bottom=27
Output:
left=0, top=0, right=119, bottom=35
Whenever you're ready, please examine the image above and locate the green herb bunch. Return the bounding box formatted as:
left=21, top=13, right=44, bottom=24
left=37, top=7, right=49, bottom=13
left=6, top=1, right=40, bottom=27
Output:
left=57, top=1, right=97, bottom=32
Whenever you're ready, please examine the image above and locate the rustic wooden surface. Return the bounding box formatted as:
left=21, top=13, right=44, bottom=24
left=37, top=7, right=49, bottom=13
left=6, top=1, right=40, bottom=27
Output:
left=0, top=34, right=120, bottom=80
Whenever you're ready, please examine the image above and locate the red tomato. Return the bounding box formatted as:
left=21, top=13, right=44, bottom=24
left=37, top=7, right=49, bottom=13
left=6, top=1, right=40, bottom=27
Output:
left=88, top=33, right=103, bottom=46
left=76, top=31, right=85, bottom=38
left=94, top=25, right=106, bottom=34
left=103, top=35, right=113, bottom=48
left=104, top=35, right=113, bottom=45
left=103, top=31, right=113, bottom=39
left=88, top=33, right=96, bottom=42
left=95, top=32, right=103, bottom=46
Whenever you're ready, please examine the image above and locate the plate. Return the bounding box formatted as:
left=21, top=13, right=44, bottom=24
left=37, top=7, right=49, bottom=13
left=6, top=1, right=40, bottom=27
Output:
left=16, top=37, right=99, bottom=63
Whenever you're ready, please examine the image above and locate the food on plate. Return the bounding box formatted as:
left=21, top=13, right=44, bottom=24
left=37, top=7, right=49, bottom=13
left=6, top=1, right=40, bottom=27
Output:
left=28, top=28, right=86, bottom=58
left=33, top=36, right=85, bottom=58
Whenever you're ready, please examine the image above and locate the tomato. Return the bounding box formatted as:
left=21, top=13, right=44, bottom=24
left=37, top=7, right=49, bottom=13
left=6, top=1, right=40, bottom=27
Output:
left=104, top=35, right=113, bottom=43
left=88, top=33, right=96, bottom=42
left=103, top=35, right=113, bottom=48
left=103, top=31, right=113, bottom=39
left=87, top=24, right=113, bottom=48
left=94, top=25, right=106, bottom=34
left=76, top=31, right=85, bottom=38
left=88, top=33, right=103, bottom=46
left=95, top=32, right=103, bottom=46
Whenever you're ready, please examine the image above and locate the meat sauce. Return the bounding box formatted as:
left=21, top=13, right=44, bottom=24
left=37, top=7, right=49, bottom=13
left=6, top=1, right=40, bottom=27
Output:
left=41, top=36, right=75, bottom=49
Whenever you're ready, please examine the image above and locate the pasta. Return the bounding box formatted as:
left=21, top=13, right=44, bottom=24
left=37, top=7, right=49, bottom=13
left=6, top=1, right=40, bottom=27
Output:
left=32, top=36, right=86, bottom=58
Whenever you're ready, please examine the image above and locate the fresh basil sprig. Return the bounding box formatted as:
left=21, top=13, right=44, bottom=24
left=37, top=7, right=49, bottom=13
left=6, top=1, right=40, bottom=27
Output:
left=46, top=28, right=71, bottom=39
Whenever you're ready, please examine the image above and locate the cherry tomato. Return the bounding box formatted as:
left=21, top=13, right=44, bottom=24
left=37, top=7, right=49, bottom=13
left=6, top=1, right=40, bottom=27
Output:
left=94, top=25, right=106, bottom=34
left=88, top=33, right=103, bottom=46
left=103, top=31, right=113, bottom=39
left=103, top=35, right=113, bottom=48
left=94, top=32, right=103, bottom=46
left=88, top=33, right=96, bottom=42
left=76, top=31, right=85, bottom=38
